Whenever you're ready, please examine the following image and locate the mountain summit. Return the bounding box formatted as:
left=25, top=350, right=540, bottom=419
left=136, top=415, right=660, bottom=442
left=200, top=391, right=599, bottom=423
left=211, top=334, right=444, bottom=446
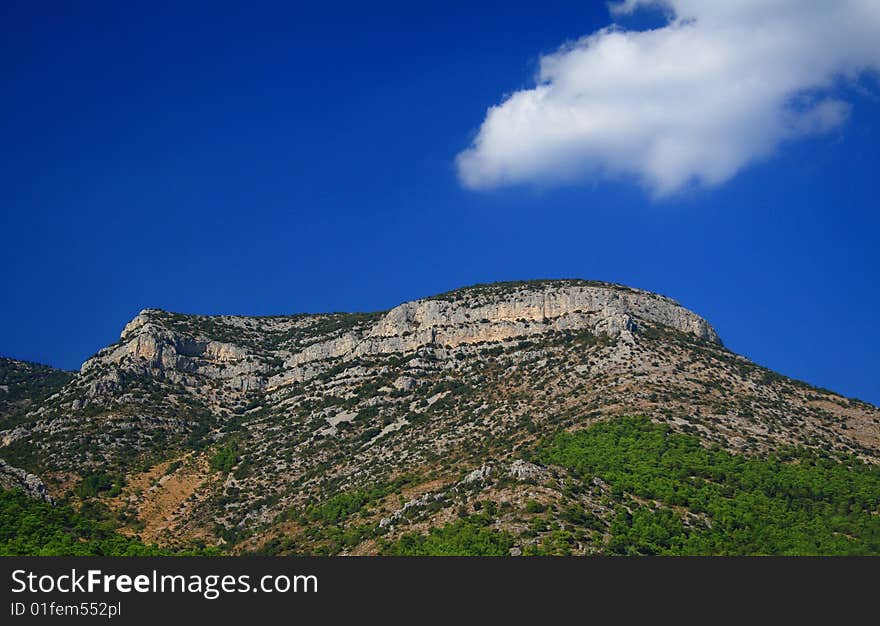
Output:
left=2, top=280, right=878, bottom=555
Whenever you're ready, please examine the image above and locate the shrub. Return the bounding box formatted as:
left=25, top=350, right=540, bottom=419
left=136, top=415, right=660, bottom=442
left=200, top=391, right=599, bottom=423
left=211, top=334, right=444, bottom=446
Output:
left=210, top=441, right=239, bottom=474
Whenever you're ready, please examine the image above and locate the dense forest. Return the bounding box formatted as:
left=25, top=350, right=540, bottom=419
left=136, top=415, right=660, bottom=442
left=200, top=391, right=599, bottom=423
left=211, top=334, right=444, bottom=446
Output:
left=382, top=417, right=880, bottom=556
left=537, top=416, right=880, bottom=555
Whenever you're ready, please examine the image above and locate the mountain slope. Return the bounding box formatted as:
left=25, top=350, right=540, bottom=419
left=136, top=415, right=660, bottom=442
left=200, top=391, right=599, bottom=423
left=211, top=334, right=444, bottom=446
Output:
left=1, top=280, right=878, bottom=555
left=0, top=357, right=74, bottom=431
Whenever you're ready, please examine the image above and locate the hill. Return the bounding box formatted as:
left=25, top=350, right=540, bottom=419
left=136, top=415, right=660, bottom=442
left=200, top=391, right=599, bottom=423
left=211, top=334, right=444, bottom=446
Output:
left=1, top=280, right=878, bottom=555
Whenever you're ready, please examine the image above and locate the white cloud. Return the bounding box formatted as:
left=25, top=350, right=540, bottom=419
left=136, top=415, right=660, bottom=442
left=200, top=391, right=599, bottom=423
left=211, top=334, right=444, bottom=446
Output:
left=456, top=0, right=880, bottom=196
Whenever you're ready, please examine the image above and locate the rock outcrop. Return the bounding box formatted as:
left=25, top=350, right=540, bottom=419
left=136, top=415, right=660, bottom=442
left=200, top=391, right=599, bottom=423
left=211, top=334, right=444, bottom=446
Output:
left=80, top=314, right=268, bottom=396
left=70, top=281, right=719, bottom=399
left=0, top=458, right=52, bottom=502
left=285, top=283, right=720, bottom=369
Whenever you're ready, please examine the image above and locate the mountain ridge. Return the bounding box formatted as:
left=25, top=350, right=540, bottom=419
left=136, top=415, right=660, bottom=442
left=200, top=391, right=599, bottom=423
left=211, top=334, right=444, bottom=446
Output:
left=1, top=279, right=878, bottom=555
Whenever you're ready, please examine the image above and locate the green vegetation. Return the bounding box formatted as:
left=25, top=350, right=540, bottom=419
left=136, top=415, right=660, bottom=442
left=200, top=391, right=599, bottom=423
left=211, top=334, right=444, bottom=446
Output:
left=537, top=416, right=880, bottom=555
left=301, top=475, right=418, bottom=526
left=0, top=490, right=162, bottom=556
left=0, top=358, right=74, bottom=430
left=210, top=441, right=240, bottom=473
left=426, top=279, right=635, bottom=302
left=381, top=518, right=514, bottom=556
left=304, top=312, right=383, bottom=338
left=75, top=471, right=124, bottom=498
left=254, top=475, right=422, bottom=555
left=306, top=490, right=378, bottom=525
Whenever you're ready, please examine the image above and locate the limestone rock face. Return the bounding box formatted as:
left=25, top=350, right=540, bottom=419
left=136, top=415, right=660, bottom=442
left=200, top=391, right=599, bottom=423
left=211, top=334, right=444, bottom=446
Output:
left=80, top=312, right=267, bottom=396
left=393, top=376, right=418, bottom=391
left=9, top=280, right=732, bottom=471
left=0, top=458, right=52, bottom=502
left=285, top=283, right=719, bottom=368
left=464, top=464, right=494, bottom=483
left=75, top=282, right=720, bottom=402
left=508, top=459, right=549, bottom=482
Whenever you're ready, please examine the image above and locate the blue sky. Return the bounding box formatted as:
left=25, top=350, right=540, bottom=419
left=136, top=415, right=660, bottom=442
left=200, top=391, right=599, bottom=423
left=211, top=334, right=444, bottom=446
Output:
left=1, top=1, right=878, bottom=405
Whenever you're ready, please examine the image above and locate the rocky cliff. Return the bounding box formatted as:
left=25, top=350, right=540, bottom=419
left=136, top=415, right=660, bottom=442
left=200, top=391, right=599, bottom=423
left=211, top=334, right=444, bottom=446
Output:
left=74, top=280, right=720, bottom=396
left=283, top=281, right=720, bottom=369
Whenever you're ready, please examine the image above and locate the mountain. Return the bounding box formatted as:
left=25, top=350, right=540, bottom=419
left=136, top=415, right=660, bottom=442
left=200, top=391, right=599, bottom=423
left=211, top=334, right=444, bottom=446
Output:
left=1, top=279, right=879, bottom=555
